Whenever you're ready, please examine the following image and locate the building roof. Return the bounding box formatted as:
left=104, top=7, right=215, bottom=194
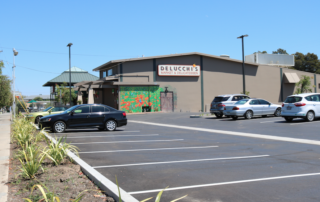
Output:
left=93, top=52, right=258, bottom=71
left=43, top=67, right=99, bottom=86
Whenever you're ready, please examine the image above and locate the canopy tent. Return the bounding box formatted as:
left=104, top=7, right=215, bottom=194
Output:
left=27, top=100, right=36, bottom=103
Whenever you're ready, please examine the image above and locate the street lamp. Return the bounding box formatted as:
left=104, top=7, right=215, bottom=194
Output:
left=237, top=34, right=248, bottom=95
left=12, top=48, right=18, bottom=118
left=67, top=43, right=73, bottom=106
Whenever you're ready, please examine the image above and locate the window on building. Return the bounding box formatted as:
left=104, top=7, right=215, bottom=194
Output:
left=108, top=69, right=113, bottom=76
left=103, top=71, right=106, bottom=77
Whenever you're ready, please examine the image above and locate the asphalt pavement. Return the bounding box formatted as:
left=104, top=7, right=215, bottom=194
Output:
left=50, top=112, right=320, bottom=202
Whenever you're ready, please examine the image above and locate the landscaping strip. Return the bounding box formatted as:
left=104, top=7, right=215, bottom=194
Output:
left=33, top=124, right=139, bottom=202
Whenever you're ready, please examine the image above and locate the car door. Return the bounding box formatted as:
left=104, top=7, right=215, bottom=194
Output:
left=90, top=105, right=109, bottom=126
left=259, top=99, right=273, bottom=115
left=249, top=100, right=262, bottom=116
left=306, top=95, right=320, bottom=116
left=67, top=105, right=92, bottom=128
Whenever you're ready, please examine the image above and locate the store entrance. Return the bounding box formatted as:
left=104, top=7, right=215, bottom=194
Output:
left=160, top=92, right=173, bottom=112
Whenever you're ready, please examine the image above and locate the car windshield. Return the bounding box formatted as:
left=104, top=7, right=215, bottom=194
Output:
left=285, top=96, right=302, bottom=103
left=213, top=97, right=230, bottom=102
left=235, top=100, right=248, bottom=105
left=63, top=106, right=78, bottom=113
left=42, top=107, right=53, bottom=112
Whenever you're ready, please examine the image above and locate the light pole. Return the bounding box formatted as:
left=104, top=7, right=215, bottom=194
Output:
left=12, top=48, right=18, bottom=118
left=67, top=43, right=73, bottom=106
left=237, top=35, right=248, bottom=95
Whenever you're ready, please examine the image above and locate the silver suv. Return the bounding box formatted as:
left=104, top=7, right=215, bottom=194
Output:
left=210, top=94, right=250, bottom=118
left=281, top=93, right=320, bottom=122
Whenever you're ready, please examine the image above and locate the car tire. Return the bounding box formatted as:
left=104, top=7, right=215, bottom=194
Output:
left=215, top=113, right=223, bottom=118
left=274, top=108, right=281, bottom=117
left=305, top=111, right=315, bottom=122
left=244, top=110, right=253, bottom=119
left=232, top=116, right=238, bottom=120
left=105, top=120, right=117, bottom=131
left=35, top=116, right=42, bottom=124
left=53, top=121, right=66, bottom=133
left=284, top=117, right=293, bottom=122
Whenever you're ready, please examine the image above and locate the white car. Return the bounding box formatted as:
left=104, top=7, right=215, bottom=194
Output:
left=224, top=99, right=282, bottom=120
left=281, top=93, right=320, bottom=122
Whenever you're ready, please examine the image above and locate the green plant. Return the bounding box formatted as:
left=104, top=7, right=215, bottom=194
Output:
left=240, top=91, right=250, bottom=96
left=23, top=183, right=86, bottom=202
left=43, top=136, right=79, bottom=166
left=19, top=147, right=46, bottom=179
left=77, top=100, right=82, bottom=105
left=115, top=175, right=187, bottom=202
left=295, top=75, right=313, bottom=94
left=16, top=142, right=40, bottom=162
left=12, top=117, right=38, bottom=148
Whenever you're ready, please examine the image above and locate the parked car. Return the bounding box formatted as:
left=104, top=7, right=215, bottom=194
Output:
left=281, top=93, right=320, bottom=122
left=223, top=99, right=281, bottom=120
left=26, top=106, right=69, bottom=124
left=210, top=94, right=250, bottom=118
left=39, top=104, right=127, bottom=133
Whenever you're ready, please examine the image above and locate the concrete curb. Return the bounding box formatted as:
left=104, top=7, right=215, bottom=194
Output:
left=32, top=124, right=139, bottom=202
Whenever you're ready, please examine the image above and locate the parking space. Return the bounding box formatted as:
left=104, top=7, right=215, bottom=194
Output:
left=48, top=113, right=320, bottom=201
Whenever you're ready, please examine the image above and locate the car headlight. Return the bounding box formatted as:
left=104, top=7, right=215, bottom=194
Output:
left=41, top=118, right=51, bottom=122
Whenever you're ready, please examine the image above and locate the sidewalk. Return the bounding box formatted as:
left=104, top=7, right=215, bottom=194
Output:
left=0, top=113, right=11, bottom=202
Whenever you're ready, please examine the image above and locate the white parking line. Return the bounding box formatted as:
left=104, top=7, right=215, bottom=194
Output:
left=92, top=154, right=269, bottom=168
left=79, top=145, right=219, bottom=154
left=71, top=139, right=184, bottom=145
left=129, top=120, right=320, bottom=146
left=128, top=172, right=320, bottom=195
left=56, top=131, right=140, bottom=135
left=290, top=121, right=320, bottom=125
left=58, top=134, right=159, bottom=139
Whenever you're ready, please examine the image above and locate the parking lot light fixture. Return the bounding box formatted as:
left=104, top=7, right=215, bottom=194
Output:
left=67, top=43, right=73, bottom=106
left=237, top=35, right=248, bottom=95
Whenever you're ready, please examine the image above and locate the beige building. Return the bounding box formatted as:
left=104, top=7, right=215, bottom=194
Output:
left=75, top=52, right=320, bottom=113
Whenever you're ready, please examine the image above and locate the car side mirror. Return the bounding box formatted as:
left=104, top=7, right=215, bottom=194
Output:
left=70, top=111, right=74, bottom=116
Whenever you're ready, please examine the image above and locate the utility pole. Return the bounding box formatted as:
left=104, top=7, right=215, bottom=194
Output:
left=12, top=48, right=18, bottom=118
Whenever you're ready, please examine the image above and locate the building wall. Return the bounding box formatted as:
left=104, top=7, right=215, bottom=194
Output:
left=122, top=60, right=153, bottom=82
left=103, top=88, right=118, bottom=109
left=105, top=54, right=320, bottom=113
left=155, top=55, right=201, bottom=112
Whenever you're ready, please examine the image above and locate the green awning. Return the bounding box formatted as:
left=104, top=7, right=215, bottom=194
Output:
left=28, top=100, right=36, bottom=103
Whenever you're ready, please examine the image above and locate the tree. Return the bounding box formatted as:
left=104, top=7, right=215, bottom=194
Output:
left=293, top=52, right=320, bottom=73
left=254, top=51, right=267, bottom=54
left=33, top=96, right=44, bottom=101
left=54, top=82, right=77, bottom=105
left=272, top=48, right=288, bottom=55
left=0, top=61, right=4, bottom=75
left=0, top=75, right=13, bottom=108
left=294, top=75, right=313, bottom=94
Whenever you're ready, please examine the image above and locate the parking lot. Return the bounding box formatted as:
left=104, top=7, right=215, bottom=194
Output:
left=49, top=113, right=320, bottom=202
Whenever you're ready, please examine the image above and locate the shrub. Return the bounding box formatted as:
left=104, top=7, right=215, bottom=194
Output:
left=19, top=147, right=46, bottom=179
left=43, top=136, right=79, bottom=166
left=12, top=118, right=37, bottom=148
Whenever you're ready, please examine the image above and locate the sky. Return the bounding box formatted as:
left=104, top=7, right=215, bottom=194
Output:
left=1, top=0, right=319, bottom=96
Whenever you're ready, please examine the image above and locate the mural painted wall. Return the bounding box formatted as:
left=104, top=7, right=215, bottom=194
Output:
left=120, top=86, right=163, bottom=113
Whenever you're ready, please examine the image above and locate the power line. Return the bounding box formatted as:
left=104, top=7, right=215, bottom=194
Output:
left=4, top=61, right=60, bottom=74
left=0, top=47, right=135, bottom=57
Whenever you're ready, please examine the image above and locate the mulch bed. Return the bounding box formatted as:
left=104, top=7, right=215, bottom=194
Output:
left=7, top=131, right=115, bottom=202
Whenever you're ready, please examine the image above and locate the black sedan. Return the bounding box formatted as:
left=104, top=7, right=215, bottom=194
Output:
left=39, top=104, right=127, bottom=133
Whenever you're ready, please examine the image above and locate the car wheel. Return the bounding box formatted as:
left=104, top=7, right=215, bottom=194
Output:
left=274, top=108, right=281, bottom=117
left=232, top=116, right=238, bottom=120
left=53, top=121, right=66, bottom=133
left=215, top=113, right=223, bottom=118
left=305, top=111, right=315, bottom=122
left=105, top=120, right=117, bottom=131
left=284, top=117, right=293, bottom=122
left=244, top=110, right=253, bottom=119
left=35, top=116, right=42, bottom=124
